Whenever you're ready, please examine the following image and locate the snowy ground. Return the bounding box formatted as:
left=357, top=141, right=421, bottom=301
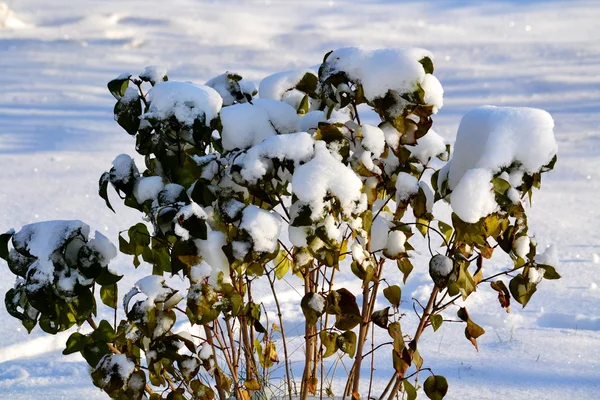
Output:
left=1, top=0, right=599, bottom=399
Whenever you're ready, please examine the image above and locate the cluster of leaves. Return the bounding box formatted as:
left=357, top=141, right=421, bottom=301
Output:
left=1, top=223, right=120, bottom=335
left=1, top=46, right=558, bottom=400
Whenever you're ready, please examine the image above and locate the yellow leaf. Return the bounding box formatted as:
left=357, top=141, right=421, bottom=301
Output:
left=244, top=379, right=261, bottom=390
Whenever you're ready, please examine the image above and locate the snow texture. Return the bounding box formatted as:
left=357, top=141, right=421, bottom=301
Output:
left=236, top=131, right=314, bottom=183
left=450, top=168, right=498, bottom=223
left=535, top=244, right=559, bottom=268
left=513, top=236, right=530, bottom=259
left=385, top=230, right=407, bottom=257
left=139, top=66, right=167, bottom=85
left=292, top=141, right=362, bottom=219
left=259, top=68, right=316, bottom=109
left=307, top=293, right=325, bottom=313
left=406, top=128, right=446, bottom=165
left=133, top=176, right=164, bottom=203
left=395, top=172, right=419, bottom=202
left=445, top=106, right=557, bottom=190
left=144, top=81, right=222, bottom=126
left=240, top=205, right=282, bottom=254
left=220, top=99, right=299, bottom=151
left=430, top=254, right=453, bottom=277
left=321, top=47, right=436, bottom=103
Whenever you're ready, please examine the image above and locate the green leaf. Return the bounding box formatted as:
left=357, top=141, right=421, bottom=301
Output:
left=539, top=264, right=561, bottom=280
left=331, top=289, right=361, bottom=331
left=297, top=94, right=310, bottom=115
left=397, top=258, right=414, bottom=284
left=98, top=172, right=115, bottom=213
left=383, top=285, right=401, bottom=308
left=437, top=221, right=452, bottom=245
left=171, top=240, right=200, bottom=275
left=107, top=75, right=131, bottom=99
left=419, top=57, right=434, bottom=74
left=166, top=389, right=186, bottom=400
left=274, top=250, right=292, bottom=280
left=82, top=341, right=111, bottom=368
left=4, top=288, right=26, bottom=321
left=0, top=230, right=14, bottom=261
left=412, top=187, right=428, bottom=218
left=509, top=274, right=537, bottom=307
left=404, top=380, right=417, bottom=400
left=492, top=176, right=511, bottom=195
left=336, top=330, right=357, bottom=359
left=371, top=307, right=390, bottom=329
left=430, top=313, right=443, bottom=332
left=320, top=330, right=339, bottom=358
left=227, top=292, right=243, bottom=317
left=100, top=284, right=118, bottom=309
left=92, top=320, right=115, bottom=342
left=301, top=292, right=324, bottom=327
left=295, top=72, right=318, bottom=96
left=96, top=268, right=123, bottom=286
left=63, top=332, right=90, bottom=355
left=424, top=375, right=448, bottom=400
left=114, top=93, right=142, bottom=135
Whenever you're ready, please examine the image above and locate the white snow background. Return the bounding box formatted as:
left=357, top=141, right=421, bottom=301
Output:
left=1, top=0, right=599, bottom=398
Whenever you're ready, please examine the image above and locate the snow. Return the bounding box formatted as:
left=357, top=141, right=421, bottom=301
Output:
left=450, top=168, right=498, bottom=223
left=292, top=141, right=363, bottom=219
left=240, top=205, right=282, bottom=254
left=87, top=231, right=117, bottom=266
left=12, top=220, right=88, bottom=259
left=133, top=176, right=164, bottom=203
left=535, top=244, right=559, bottom=268
left=220, top=98, right=299, bottom=151
left=406, top=129, right=446, bottom=165
left=307, top=293, right=325, bottom=313
left=430, top=254, right=454, bottom=277
left=444, top=106, right=557, bottom=191
left=421, top=74, right=444, bottom=113
left=385, top=230, right=407, bottom=258
left=195, top=231, right=231, bottom=287
left=143, top=81, right=223, bottom=126
left=321, top=47, right=434, bottom=103
left=395, top=172, right=419, bottom=202
left=110, top=154, right=138, bottom=184
left=198, top=343, right=211, bottom=360
left=360, top=124, right=386, bottom=157
left=259, top=68, right=316, bottom=109
left=1, top=1, right=600, bottom=399
left=139, top=66, right=167, bottom=85
left=205, top=71, right=256, bottom=106
left=236, top=131, right=314, bottom=184
left=513, top=236, right=530, bottom=259
left=94, top=354, right=134, bottom=387
left=134, top=275, right=170, bottom=303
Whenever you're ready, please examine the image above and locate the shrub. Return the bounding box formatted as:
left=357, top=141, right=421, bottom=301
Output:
left=1, top=47, right=558, bottom=399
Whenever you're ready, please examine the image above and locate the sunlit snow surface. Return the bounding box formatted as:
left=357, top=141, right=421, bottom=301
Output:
left=1, top=1, right=599, bottom=399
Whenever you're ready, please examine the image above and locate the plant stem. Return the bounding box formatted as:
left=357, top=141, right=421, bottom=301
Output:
left=266, top=270, right=294, bottom=400
left=300, top=262, right=316, bottom=400
left=204, top=325, right=227, bottom=400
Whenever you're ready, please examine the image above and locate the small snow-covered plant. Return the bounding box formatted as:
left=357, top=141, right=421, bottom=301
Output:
left=1, top=49, right=559, bottom=399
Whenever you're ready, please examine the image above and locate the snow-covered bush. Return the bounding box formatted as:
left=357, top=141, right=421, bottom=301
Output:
left=1, top=47, right=558, bottom=399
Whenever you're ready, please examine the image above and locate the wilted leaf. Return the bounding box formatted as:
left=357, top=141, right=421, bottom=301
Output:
left=490, top=280, right=511, bottom=312
left=383, top=285, right=401, bottom=308
left=423, top=375, right=448, bottom=400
